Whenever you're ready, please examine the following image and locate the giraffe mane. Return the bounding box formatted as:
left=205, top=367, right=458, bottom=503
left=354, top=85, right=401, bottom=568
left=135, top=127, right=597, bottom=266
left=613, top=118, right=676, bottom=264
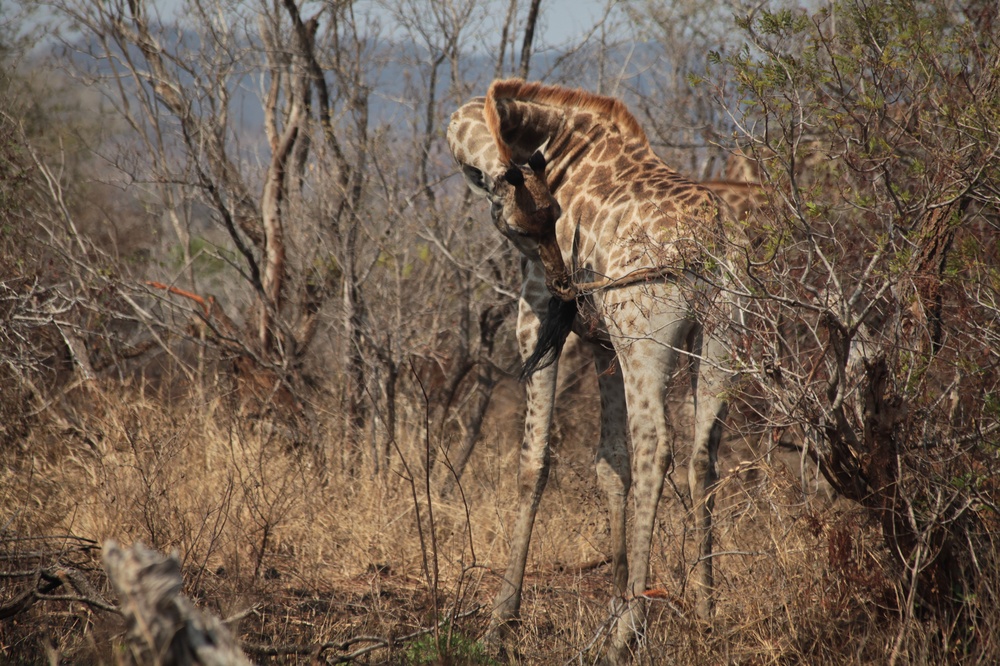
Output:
left=486, top=78, right=649, bottom=157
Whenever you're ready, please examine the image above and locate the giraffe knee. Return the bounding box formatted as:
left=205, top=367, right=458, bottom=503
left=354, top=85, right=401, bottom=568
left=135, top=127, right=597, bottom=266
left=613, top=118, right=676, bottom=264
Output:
left=596, top=455, right=630, bottom=497
left=517, top=446, right=550, bottom=493
left=688, top=447, right=717, bottom=498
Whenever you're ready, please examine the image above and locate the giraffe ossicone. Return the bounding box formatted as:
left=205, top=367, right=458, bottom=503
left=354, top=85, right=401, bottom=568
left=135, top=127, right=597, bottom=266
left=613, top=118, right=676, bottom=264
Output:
left=448, top=78, right=744, bottom=663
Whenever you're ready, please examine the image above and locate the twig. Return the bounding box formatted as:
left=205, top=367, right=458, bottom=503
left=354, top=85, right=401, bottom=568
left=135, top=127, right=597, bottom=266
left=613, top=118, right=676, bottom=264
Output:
left=0, top=565, right=120, bottom=620
left=240, top=604, right=484, bottom=662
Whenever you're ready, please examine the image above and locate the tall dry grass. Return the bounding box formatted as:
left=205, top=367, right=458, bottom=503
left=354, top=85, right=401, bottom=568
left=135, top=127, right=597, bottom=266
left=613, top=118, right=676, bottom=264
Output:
left=2, top=374, right=998, bottom=664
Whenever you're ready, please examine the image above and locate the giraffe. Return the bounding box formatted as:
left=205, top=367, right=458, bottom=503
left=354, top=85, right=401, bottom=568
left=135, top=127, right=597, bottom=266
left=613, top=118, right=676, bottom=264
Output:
left=700, top=179, right=763, bottom=223
left=447, top=79, right=743, bottom=662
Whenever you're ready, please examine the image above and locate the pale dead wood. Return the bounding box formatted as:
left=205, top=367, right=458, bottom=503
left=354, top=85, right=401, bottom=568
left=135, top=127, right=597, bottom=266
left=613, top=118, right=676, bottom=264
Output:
left=102, top=541, right=484, bottom=665
left=103, top=541, right=254, bottom=666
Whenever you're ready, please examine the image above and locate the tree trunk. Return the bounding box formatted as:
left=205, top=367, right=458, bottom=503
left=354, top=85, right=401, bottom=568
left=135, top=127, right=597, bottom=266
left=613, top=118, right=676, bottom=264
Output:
left=518, top=0, right=542, bottom=79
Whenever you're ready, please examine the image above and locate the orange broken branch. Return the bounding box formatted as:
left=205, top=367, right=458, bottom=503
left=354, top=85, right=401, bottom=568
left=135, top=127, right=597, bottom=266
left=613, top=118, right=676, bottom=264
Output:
left=146, top=281, right=211, bottom=316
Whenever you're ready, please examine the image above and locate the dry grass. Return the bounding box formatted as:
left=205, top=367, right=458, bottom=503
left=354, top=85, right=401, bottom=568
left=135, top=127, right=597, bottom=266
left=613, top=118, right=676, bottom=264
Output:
left=1, top=376, right=996, bottom=665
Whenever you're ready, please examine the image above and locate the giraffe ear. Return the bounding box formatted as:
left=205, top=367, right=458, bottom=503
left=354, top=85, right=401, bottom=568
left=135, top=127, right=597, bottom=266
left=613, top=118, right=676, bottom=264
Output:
left=528, top=151, right=546, bottom=172
left=461, top=165, right=494, bottom=198
left=503, top=165, right=525, bottom=186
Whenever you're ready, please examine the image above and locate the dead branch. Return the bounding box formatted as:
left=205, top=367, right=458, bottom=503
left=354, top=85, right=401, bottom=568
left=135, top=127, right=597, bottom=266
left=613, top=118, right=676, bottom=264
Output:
left=240, top=603, right=483, bottom=663
left=145, top=281, right=305, bottom=425
left=0, top=564, right=118, bottom=620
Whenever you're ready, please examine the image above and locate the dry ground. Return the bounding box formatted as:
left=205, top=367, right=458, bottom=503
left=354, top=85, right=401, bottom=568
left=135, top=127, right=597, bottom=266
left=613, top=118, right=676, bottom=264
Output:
left=0, top=366, right=968, bottom=665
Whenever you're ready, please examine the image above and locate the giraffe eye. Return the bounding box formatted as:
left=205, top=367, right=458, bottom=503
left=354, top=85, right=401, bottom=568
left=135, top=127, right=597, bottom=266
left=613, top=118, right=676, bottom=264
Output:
left=503, top=166, right=525, bottom=186
left=528, top=151, right=546, bottom=171
left=461, top=165, right=487, bottom=193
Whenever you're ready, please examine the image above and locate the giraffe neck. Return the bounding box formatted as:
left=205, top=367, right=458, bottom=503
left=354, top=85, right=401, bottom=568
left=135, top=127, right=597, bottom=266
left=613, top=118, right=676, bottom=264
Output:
left=486, top=81, right=722, bottom=280
left=487, top=80, right=665, bottom=193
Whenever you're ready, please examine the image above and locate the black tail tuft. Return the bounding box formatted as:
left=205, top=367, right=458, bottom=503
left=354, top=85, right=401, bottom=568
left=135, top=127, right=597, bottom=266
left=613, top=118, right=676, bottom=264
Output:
left=520, top=296, right=578, bottom=381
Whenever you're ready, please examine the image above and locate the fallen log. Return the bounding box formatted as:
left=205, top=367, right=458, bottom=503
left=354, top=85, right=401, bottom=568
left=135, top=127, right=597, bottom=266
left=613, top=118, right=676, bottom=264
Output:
left=103, top=541, right=253, bottom=666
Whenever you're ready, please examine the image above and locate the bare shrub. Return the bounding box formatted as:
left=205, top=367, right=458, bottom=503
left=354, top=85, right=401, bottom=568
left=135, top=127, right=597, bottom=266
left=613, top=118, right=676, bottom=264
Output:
left=2, top=0, right=998, bottom=664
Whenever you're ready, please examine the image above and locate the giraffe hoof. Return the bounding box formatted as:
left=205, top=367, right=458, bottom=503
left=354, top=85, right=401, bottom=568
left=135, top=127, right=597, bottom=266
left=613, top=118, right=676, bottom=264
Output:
left=487, top=612, right=520, bottom=639
left=485, top=616, right=523, bottom=664
left=597, top=643, right=634, bottom=666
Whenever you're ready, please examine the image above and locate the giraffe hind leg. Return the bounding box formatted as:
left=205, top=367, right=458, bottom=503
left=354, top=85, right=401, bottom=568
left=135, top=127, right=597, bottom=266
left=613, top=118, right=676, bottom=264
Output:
left=688, top=328, right=728, bottom=620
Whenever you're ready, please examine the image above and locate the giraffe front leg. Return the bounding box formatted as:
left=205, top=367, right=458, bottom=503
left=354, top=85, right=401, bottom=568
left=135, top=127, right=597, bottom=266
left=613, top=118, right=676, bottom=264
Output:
left=594, top=346, right=630, bottom=599
left=612, top=377, right=674, bottom=661
left=491, top=362, right=557, bottom=629
left=607, top=307, right=689, bottom=664
left=491, top=286, right=559, bottom=632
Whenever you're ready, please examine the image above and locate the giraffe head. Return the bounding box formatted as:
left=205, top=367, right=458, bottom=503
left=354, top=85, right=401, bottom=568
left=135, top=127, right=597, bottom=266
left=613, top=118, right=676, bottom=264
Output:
left=477, top=155, right=575, bottom=302
left=450, top=100, right=576, bottom=302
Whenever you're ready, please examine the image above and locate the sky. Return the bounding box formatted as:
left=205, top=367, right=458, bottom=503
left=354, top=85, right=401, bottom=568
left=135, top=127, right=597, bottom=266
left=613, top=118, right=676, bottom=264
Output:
left=143, top=0, right=617, bottom=47
left=15, top=0, right=621, bottom=46
left=516, top=0, right=614, bottom=44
